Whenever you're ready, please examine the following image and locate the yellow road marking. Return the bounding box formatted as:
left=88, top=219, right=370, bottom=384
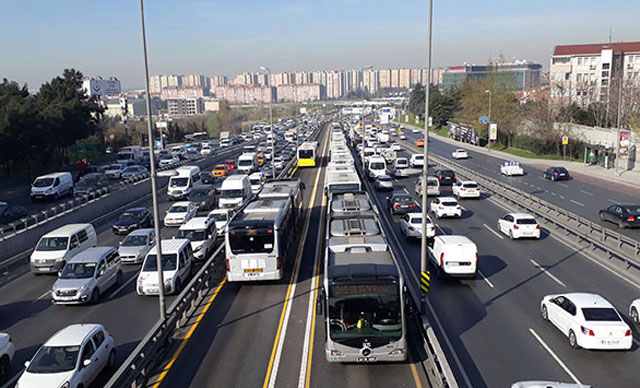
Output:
left=263, top=143, right=325, bottom=388
left=152, top=278, right=227, bottom=388
left=409, top=351, right=424, bottom=388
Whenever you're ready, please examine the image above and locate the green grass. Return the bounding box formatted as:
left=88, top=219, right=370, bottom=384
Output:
left=487, top=143, right=582, bottom=162
left=394, top=111, right=444, bottom=135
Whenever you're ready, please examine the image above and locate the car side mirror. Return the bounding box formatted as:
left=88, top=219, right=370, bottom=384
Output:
left=24, top=361, right=31, bottom=368
left=98, top=269, right=105, bottom=277
left=119, top=241, right=123, bottom=245
left=58, top=270, right=63, bottom=277
left=83, top=358, right=92, bottom=367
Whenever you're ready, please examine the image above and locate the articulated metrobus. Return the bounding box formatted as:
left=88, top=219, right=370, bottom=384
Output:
left=297, top=141, right=318, bottom=167
left=225, top=195, right=300, bottom=281
left=320, top=191, right=407, bottom=362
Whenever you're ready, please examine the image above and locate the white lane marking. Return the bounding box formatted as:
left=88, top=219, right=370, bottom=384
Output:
left=580, top=190, right=594, bottom=196
left=34, top=290, right=51, bottom=302
left=558, top=183, right=569, bottom=188
left=530, top=259, right=566, bottom=288
left=559, top=195, right=566, bottom=200
left=570, top=199, right=585, bottom=207
left=483, top=223, right=504, bottom=239
left=551, top=192, right=557, bottom=196
left=538, top=176, right=546, bottom=181
left=529, top=328, right=582, bottom=385
left=435, top=224, right=448, bottom=235
left=107, top=273, right=138, bottom=300
left=477, top=269, right=495, bottom=288
left=536, top=186, right=542, bottom=190
left=608, top=199, right=619, bottom=203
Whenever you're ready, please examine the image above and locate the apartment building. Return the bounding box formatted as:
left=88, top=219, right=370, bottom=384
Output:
left=379, top=69, right=391, bottom=89
left=276, top=84, right=325, bottom=102
left=363, top=68, right=378, bottom=94
left=326, top=70, right=343, bottom=99
left=167, top=98, right=204, bottom=116
left=160, top=86, right=206, bottom=100
left=550, top=41, right=640, bottom=106
left=214, top=85, right=274, bottom=104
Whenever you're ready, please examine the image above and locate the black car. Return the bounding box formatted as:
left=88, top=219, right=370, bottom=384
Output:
left=543, top=167, right=570, bottom=181
left=75, top=173, right=109, bottom=196
left=387, top=192, right=419, bottom=215
left=188, top=185, right=217, bottom=212
left=599, top=204, right=640, bottom=229
left=0, top=202, right=27, bottom=225
left=112, top=207, right=153, bottom=235
left=201, top=172, right=215, bottom=185
left=435, top=169, right=456, bottom=185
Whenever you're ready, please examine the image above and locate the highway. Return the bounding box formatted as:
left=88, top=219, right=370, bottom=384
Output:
left=151, top=124, right=430, bottom=388
left=0, top=146, right=248, bottom=387
left=384, top=132, right=640, bottom=387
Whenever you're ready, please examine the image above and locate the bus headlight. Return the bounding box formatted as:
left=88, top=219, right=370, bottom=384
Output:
left=330, top=350, right=344, bottom=356
left=389, top=349, right=404, bottom=355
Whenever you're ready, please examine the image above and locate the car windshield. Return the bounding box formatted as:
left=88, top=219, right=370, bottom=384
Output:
left=238, top=159, right=253, bottom=166
left=378, top=176, right=392, bottom=182
left=427, top=180, right=438, bottom=186
left=27, top=345, right=80, bottom=373
left=36, top=237, right=68, bottom=251
left=33, top=177, right=54, bottom=187
left=221, top=189, right=243, bottom=198
left=120, top=211, right=142, bottom=220
left=228, top=224, right=274, bottom=254
left=189, top=190, right=209, bottom=200
left=209, top=213, right=227, bottom=222
left=411, top=217, right=430, bottom=224
left=170, top=177, right=188, bottom=187
left=414, top=155, right=424, bottom=160
left=169, top=205, right=188, bottom=213
left=328, top=282, right=402, bottom=346
left=143, top=253, right=178, bottom=271
left=78, top=176, right=98, bottom=185
left=60, top=262, right=96, bottom=279
left=177, top=229, right=206, bottom=241
left=516, top=218, right=537, bottom=225
left=214, top=166, right=226, bottom=171
left=121, top=235, right=149, bottom=246
left=440, top=170, right=454, bottom=176
left=582, top=307, right=621, bottom=321
left=108, top=164, right=122, bottom=170
left=250, top=179, right=261, bottom=185
left=123, top=167, right=138, bottom=173
left=161, top=155, right=173, bottom=160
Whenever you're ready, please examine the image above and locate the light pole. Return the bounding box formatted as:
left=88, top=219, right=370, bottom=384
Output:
left=260, top=66, right=276, bottom=179
left=485, top=89, right=492, bottom=144
left=360, top=65, right=373, bottom=166
left=139, top=0, right=166, bottom=320
left=615, top=78, right=624, bottom=176
left=419, top=0, right=433, bottom=314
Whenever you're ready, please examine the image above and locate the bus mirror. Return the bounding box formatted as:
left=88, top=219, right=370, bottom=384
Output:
left=301, top=182, right=306, bottom=190
left=316, top=295, right=323, bottom=315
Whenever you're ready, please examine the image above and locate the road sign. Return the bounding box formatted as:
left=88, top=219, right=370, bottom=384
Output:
left=479, top=116, right=489, bottom=124
left=562, top=136, right=569, bottom=145
left=489, top=123, right=498, bottom=141
left=428, top=116, right=433, bottom=127
left=420, top=271, right=430, bottom=293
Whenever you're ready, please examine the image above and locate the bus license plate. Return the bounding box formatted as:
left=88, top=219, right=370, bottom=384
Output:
left=244, top=268, right=263, bottom=273
left=357, top=357, right=377, bottom=362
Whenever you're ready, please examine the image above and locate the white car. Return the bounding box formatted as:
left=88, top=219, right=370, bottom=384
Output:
left=399, top=133, right=407, bottom=140
left=630, top=299, right=640, bottom=324
left=394, top=157, right=409, bottom=169
left=201, top=146, right=212, bottom=155
left=164, top=201, right=197, bottom=227
left=540, top=293, right=632, bottom=350
left=452, top=180, right=481, bottom=199
left=501, top=161, right=524, bottom=176
left=511, top=382, right=592, bottom=388
left=452, top=149, right=469, bottom=159
left=0, top=332, right=15, bottom=378
left=497, top=213, right=541, bottom=239
left=208, top=208, right=232, bottom=235
left=105, top=164, right=126, bottom=179
left=391, top=142, right=402, bottom=152
left=429, top=197, right=462, bottom=219
left=374, top=175, right=394, bottom=190
left=400, top=212, right=436, bottom=239
left=18, top=324, right=115, bottom=388
left=159, top=154, right=180, bottom=167
left=118, top=228, right=155, bottom=264
left=409, top=154, right=425, bottom=168
left=412, top=128, right=420, bottom=134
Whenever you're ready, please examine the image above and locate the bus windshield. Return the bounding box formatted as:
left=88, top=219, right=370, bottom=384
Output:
left=228, top=224, right=274, bottom=254
left=328, top=282, right=402, bottom=347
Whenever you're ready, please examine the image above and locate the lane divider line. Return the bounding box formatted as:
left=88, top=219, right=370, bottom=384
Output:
left=530, top=259, right=566, bottom=288
left=580, top=190, right=594, bottom=196
left=152, top=279, right=227, bottom=388
left=477, top=269, right=495, bottom=288
left=482, top=223, right=504, bottom=240
left=529, top=328, right=582, bottom=385
left=570, top=199, right=585, bottom=207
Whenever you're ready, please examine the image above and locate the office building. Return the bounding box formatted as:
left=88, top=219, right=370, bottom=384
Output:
left=442, top=61, right=542, bottom=91
left=167, top=98, right=204, bottom=116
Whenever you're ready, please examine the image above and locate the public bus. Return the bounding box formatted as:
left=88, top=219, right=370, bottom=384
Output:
left=225, top=196, right=300, bottom=282
left=297, top=142, right=318, bottom=167
left=319, top=191, right=407, bottom=362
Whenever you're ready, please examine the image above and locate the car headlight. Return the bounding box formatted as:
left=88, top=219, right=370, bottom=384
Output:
left=78, top=284, right=89, bottom=294
left=164, top=279, right=173, bottom=285
left=129, top=223, right=139, bottom=229
left=45, top=188, right=53, bottom=194
left=59, top=381, right=70, bottom=388
left=194, top=244, right=203, bottom=252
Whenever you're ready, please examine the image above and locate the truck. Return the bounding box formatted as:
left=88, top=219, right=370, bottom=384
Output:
left=220, top=131, right=231, bottom=148
left=117, top=146, right=143, bottom=166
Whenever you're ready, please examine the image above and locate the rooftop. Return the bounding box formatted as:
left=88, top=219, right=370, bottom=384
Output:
left=553, top=42, right=640, bottom=56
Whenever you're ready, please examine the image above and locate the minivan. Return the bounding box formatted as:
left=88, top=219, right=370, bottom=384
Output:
left=218, top=175, right=252, bottom=209
left=168, top=166, right=201, bottom=200
left=416, top=176, right=440, bottom=197
left=429, top=235, right=478, bottom=279
left=237, top=153, right=258, bottom=174
left=30, top=172, right=74, bottom=202
left=52, top=247, right=122, bottom=305
left=30, top=224, right=97, bottom=274
left=177, top=217, right=216, bottom=261
left=137, top=239, right=194, bottom=295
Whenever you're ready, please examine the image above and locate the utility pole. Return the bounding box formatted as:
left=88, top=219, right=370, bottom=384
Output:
left=139, top=0, right=165, bottom=320
left=615, top=78, right=623, bottom=176
left=360, top=66, right=373, bottom=166
left=419, top=0, right=433, bottom=314
left=260, top=66, right=275, bottom=179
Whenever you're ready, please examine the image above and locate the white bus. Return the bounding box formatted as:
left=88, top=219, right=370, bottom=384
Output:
left=225, top=196, right=301, bottom=281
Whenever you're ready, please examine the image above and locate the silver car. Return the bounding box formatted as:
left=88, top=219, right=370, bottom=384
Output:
left=375, top=175, right=394, bottom=190
left=118, top=229, right=155, bottom=264
left=52, top=247, right=122, bottom=305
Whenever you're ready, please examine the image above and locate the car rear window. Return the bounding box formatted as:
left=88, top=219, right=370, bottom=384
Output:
left=622, top=206, right=640, bottom=215
left=440, top=170, right=454, bottom=177
left=442, top=201, right=457, bottom=207
left=463, top=183, right=478, bottom=188
left=411, top=218, right=430, bottom=224
left=516, top=218, right=537, bottom=225
left=581, top=307, right=621, bottom=321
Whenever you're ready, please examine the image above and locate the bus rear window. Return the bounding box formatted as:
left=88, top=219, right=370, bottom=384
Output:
left=229, top=226, right=274, bottom=254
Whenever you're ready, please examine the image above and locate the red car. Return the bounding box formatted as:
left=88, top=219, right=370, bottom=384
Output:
left=225, top=159, right=237, bottom=171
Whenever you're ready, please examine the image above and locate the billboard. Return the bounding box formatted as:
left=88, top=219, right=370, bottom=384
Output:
left=489, top=123, right=498, bottom=141
left=619, top=130, right=631, bottom=156
left=82, top=79, right=121, bottom=96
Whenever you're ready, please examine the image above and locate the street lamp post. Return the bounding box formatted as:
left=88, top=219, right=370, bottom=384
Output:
left=139, top=0, right=166, bottom=320
left=485, top=89, right=492, bottom=145
left=615, top=78, right=624, bottom=176
left=260, top=66, right=276, bottom=180
left=419, top=0, right=433, bottom=314
left=360, top=66, right=373, bottom=166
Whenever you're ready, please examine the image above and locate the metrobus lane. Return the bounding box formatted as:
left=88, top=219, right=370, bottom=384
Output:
left=368, top=165, right=640, bottom=388
left=153, top=132, right=329, bottom=388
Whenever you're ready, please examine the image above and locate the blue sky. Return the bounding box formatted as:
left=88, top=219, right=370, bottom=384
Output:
left=1, top=0, right=638, bottom=90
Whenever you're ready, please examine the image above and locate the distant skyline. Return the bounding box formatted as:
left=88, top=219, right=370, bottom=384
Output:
left=1, top=0, right=638, bottom=90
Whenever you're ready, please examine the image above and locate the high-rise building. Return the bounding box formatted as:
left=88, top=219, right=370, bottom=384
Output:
left=326, top=70, right=343, bottom=99
left=160, top=86, right=206, bottom=100
left=390, top=69, right=400, bottom=88
left=399, top=68, right=411, bottom=89
left=550, top=41, right=640, bottom=106
left=363, top=69, right=378, bottom=94
left=312, top=71, right=328, bottom=87
left=379, top=69, right=391, bottom=89
left=209, top=75, right=228, bottom=87
left=167, top=98, right=204, bottom=116
left=276, top=84, right=325, bottom=102
left=149, top=75, right=162, bottom=95
left=215, top=85, right=274, bottom=104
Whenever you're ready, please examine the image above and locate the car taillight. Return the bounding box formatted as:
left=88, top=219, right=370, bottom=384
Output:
left=408, top=226, right=415, bottom=231
left=277, top=257, right=281, bottom=270
left=536, top=224, right=540, bottom=229
left=627, top=216, right=635, bottom=221
left=460, top=188, right=466, bottom=191
left=225, top=259, right=230, bottom=272
left=409, top=203, right=416, bottom=207
left=8, top=336, right=12, bottom=343
left=440, top=252, right=444, bottom=267
left=625, top=329, right=631, bottom=336
left=456, top=206, right=462, bottom=210
left=394, top=203, right=400, bottom=208
left=475, top=252, right=479, bottom=266
left=554, top=172, right=558, bottom=175
left=581, top=326, right=595, bottom=336
left=438, top=206, right=444, bottom=210
left=513, top=225, right=519, bottom=229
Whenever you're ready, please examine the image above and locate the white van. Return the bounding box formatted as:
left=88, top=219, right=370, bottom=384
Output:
left=367, top=156, right=387, bottom=180
left=177, top=217, right=216, bottom=261
left=219, top=175, right=252, bottom=209
left=416, top=176, right=440, bottom=197
left=168, top=166, right=201, bottom=200
left=237, top=153, right=258, bottom=174
left=137, top=239, right=193, bottom=295
left=30, top=172, right=74, bottom=202
left=249, top=171, right=265, bottom=194
left=429, top=235, right=478, bottom=279
left=30, top=224, right=97, bottom=274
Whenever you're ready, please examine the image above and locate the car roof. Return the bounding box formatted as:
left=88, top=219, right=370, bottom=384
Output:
left=180, top=216, right=213, bottom=229
left=509, top=213, right=535, bottom=219
left=563, top=293, right=613, bottom=308
left=459, top=180, right=477, bottom=184
left=43, top=223, right=92, bottom=237
left=46, top=324, right=103, bottom=347
left=148, top=238, right=190, bottom=255
left=124, top=207, right=147, bottom=213
left=437, top=196, right=457, bottom=202
left=68, top=247, right=116, bottom=263
left=37, top=172, right=71, bottom=179
left=435, top=235, right=474, bottom=245
left=171, top=201, right=193, bottom=207
left=127, top=228, right=154, bottom=236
